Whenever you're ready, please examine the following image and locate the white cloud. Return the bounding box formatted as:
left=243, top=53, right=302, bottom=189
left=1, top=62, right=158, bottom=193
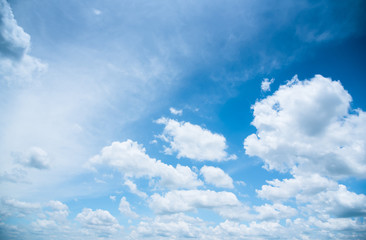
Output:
left=149, top=190, right=239, bottom=214
left=93, top=9, right=102, bottom=15
left=45, top=200, right=69, bottom=221
left=156, top=118, right=236, bottom=161
left=307, top=184, right=366, bottom=218
left=119, top=197, right=139, bottom=219
left=124, top=179, right=147, bottom=198
left=200, top=166, right=234, bottom=188
left=257, top=174, right=366, bottom=218
left=89, top=139, right=202, bottom=189
left=257, top=174, right=338, bottom=202
left=76, top=208, right=122, bottom=237
left=213, top=220, right=287, bottom=239
left=261, top=78, right=274, bottom=91
left=244, top=75, right=366, bottom=178
left=14, top=147, right=50, bottom=170
left=130, top=213, right=208, bottom=239
left=309, top=217, right=366, bottom=232
left=109, top=195, right=116, bottom=201
left=1, top=198, right=41, bottom=218
left=0, top=0, right=46, bottom=84
left=254, top=203, right=297, bottom=221
left=169, top=107, right=183, bottom=116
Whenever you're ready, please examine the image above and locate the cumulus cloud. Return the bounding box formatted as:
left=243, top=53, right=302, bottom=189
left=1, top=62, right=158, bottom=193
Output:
left=254, top=203, right=297, bottom=221
left=45, top=200, right=69, bottom=221
left=130, top=213, right=208, bottom=239
left=89, top=139, right=202, bottom=189
left=257, top=174, right=366, bottom=218
left=200, top=166, right=234, bottom=188
left=244, top=75, right=366, bottom=178
left=169, top=107, right=183, bottom=116
left=124, top=179, right=147, bottom=198
left=257, top=174, right=338, bottom=202
left=0, top=198, right=41, bottom=218
left=157, top=118, right=236, bottom=161
left=76, top=208, right=122, bottom=237
left=119, top=197, right=139, bottom=219
left=14, top=147, right=50, bottom=170
left=149, top=190, right=239, bottom=214
left=0, top=0, right=46, bottom=84
left=261, top=78, right=274, bottom=91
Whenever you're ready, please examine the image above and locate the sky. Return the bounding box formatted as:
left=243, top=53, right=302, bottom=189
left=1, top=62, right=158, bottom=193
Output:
left=0, top=0, right=366, bottom=239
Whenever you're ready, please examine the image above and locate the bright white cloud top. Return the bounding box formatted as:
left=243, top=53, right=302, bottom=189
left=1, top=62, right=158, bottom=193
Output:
left=157, top=117, right=237, bottom=161
left=245, top=75, right=366, bottom=178
left=1, top=0, right=366, bottom=239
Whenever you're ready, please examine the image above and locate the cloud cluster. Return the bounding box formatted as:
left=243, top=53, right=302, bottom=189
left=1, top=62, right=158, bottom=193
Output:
left=157, top=118, right=236, bottom=161
left=76, top=208, right=122, bottom=237
left=149, top=190, right=239, bottom=214
left=245, top=75, right=366, bottom=179
left=0, top=0, right=46, bottom=85
left=89, top=139, right=202, bottom=189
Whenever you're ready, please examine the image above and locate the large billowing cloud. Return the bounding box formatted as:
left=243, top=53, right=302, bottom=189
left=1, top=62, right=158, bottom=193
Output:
left=89, top=139, right=202, bottom=189
left=244, top=75, right=366, bottom=179
left=157, top=118, right=236, bottom=161
left=0, top=0, right=46, bottom=84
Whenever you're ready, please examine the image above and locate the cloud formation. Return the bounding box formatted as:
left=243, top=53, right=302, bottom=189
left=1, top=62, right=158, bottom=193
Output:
left=76, top=208, right=122, bottom=237
left=157, top=118, right=236, bottom=161
left=14, top=147, right=50, bottom=170
left=261, top=78, right=274, bottom=92
left=89, top=139, right=202, bottom=189
left=119, top=197, right=139, bottom=218
left=149, top=190, right=239, bottom=214
left=0, top=0, right=46, bottom=84
left=200, top=166, right=234, bottom=188
left=245, top=75, right=366, bottom=178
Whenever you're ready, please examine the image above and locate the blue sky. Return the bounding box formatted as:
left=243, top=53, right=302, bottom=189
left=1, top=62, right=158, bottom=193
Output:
left=1, top=0, right=366, bottom=239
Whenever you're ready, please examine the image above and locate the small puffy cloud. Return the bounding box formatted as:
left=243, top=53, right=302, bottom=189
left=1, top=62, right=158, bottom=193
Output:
left=119, top=197, right=139, bottom=219
left=89, top=140, right=202, bottom=189
left=76, top=208, right=122, bottom=237
left=169, top=107, right=183, bottom=116
left=149, top=190, right=240, bottom=214
left=93, top=9, right=102, bottom=15
left=0, top=0, right=46, bottom=84
left=14, top=147, right=50, bottom=170
left=261, top=78, right=274, bottom=92
left=124, top=179, right=147, bottom=198
left=157, top=118, right=236, bottom=161
left=109, top=195, right=116, bottom=201
left=200, top=166, right=234, bottom=188
left=244, top=75, right=366, bottom=178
